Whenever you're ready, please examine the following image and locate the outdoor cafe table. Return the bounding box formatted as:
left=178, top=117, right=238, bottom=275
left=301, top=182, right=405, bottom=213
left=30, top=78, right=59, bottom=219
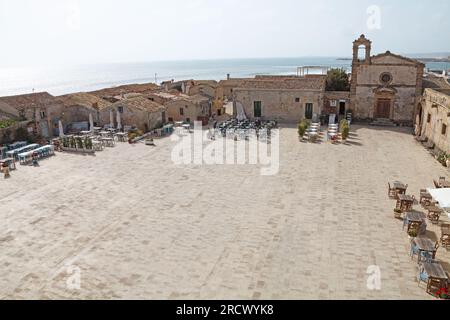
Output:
left=101, top=137, right=115, bottom=147
left=115, top=132, right=128, bottom=142
left=393, top=182, right=408, bottom=196
left=441, top=224, right=450, bottom=247
left=420, top=191, right=433, bottom=205
left=7, top=141, right=27, bottom=150
left=426, top=205, right=443, bottom=223
left=0, top=158, right=16, bottom=171
left=6, top=144, right=39, bottom=160
left=413, top=237, right=437, bottom=264
left=396, top=194, right=414, bottom=211
left=422, top=261, right=448, bottom=293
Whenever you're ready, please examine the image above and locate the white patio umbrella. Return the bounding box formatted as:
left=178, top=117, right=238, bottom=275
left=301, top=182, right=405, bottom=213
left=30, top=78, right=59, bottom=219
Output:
left=58, top=120, right=64, bottom=138
left=109, top=110, right=114, bottom=128
left=116, top=111, right=122, bottom=130
left=89, top=113, right=94, bottom=132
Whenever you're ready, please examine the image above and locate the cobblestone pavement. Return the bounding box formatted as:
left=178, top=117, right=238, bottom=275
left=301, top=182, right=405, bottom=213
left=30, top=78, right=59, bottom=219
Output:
left=0, top=125, right=448, bottom=299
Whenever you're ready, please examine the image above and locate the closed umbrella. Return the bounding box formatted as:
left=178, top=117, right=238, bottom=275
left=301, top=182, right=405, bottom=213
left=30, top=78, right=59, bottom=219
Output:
left=58, top=120, right=64, bottom=138
left=117, top=111, right=122, bottom=131
left=89, top=113, right=94, bottom=132
left=109, top=110, right=114, bottom=128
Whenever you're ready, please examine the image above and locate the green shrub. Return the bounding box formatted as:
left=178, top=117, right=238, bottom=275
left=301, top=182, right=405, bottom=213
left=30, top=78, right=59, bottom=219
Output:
left=0, top=119, right=17, bottom=129
left=437, top=152, right=449, bottom=166
left=297, top=120, right=309, bottom=138
left=15, top=127, right=29, bottom=142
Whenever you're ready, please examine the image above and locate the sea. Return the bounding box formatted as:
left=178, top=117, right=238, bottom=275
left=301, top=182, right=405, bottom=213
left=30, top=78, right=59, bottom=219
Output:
left=0, top=57, right=448, bottom=97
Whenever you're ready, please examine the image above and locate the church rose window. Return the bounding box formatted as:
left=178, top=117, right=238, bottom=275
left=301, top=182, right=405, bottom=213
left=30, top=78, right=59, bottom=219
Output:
left=380, top=72, right=393, bottom=85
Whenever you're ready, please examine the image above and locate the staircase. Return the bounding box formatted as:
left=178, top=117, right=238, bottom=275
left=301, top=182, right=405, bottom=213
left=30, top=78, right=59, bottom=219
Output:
left=370, top=118, right=397, bottom=127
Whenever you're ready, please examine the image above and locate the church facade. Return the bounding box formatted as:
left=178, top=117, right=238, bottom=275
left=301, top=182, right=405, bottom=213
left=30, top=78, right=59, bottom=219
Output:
left=350, top=35, right=425, bottom=125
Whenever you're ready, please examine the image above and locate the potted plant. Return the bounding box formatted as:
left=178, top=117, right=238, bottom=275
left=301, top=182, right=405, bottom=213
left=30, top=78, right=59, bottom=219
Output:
left=408, top=229, right=418, bottom=238
left=435, top=287, right=450, bottom=300
left=297, top=120, right=308, bottom=141
left=393, top=208, right=403, bottom=219
left=341, top=123, right=350, bottom=141
left=437, top=152, right=448, bottom=167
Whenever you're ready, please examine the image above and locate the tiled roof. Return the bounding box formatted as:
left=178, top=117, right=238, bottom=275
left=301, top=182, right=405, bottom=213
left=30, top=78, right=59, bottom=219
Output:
left=0, top=92, right=58, bottom=110
left=57, top=92, right=112, bottom=110
left=236, top=76, right=327, bottom=91
left=111, top=96, right=165, bottom=113
left=423, top=74, right=450, bottom=90
left=89, top=83, right=161, bottom=98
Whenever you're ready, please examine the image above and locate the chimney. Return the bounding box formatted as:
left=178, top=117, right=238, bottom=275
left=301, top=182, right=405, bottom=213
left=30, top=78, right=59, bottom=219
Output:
left=227, top=74, right=230, bottom=80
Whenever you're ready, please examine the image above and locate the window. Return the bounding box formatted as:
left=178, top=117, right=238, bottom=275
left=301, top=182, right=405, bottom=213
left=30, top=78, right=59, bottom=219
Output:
left=442, top=124, right=447, bottom=135
left=118, top=106, right=124, bottom=113
left=40, top=111, right=46, bottom=118
left=180, top=108, right=184, bottom=116
left=295, top=98, right=300, bottom=103
left=380, top=72, right=393, bottom=85
left=254, top=101, right=262, bottom=118
left=427, top=113, right=431, bottom=123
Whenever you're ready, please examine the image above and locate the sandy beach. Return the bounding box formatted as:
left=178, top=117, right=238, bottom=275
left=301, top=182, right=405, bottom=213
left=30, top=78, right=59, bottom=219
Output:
left=0, top=125, right=449, bottom=299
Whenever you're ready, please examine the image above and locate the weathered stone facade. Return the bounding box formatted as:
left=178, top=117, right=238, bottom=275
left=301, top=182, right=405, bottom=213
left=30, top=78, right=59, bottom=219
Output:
left=350, top=35, right=424, bottom=125
left=100, top=96, right=166, bottom=132
left=165, top=95, right=211, bottom=124
left=417, top=89, right=450, bottom=153
left=232, top=76, right=326, bottom=122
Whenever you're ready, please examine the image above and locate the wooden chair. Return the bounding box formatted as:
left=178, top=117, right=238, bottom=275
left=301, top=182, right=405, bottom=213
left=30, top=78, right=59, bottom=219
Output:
left=428, top=278, right=442, bottom=295
left=427, top=211, right=441, bottom=224
left=434, top=180, right=441, bottom=189
left=388, top=183, right=397, bottom=198
left=441, top=223, right=450, bottom=247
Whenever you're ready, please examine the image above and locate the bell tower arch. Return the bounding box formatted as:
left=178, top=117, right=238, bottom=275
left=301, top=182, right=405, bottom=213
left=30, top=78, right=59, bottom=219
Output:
left=352, top=34, right=372, bottom=64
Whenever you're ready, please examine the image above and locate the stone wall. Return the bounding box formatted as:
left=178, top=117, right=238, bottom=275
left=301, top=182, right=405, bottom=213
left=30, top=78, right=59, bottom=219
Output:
left=99, top=106, right=163, bottom=132
left=0, top=121, right=30, bottom=145
left=165, top=99, right=209, bottom=123
left=233, top=89, right=324, bottom=122
left=419, top=89, right=450, bottom=153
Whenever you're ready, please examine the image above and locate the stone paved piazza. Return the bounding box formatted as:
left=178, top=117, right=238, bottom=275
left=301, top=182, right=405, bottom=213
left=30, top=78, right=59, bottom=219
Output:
left=0, top=125, right=449, bottom=299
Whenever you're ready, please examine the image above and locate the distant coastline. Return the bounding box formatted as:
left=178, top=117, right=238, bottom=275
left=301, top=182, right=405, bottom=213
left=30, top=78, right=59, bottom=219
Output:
left=0, top=57, right=448, bottom=97
left=337, top=57, right=450, bottom=63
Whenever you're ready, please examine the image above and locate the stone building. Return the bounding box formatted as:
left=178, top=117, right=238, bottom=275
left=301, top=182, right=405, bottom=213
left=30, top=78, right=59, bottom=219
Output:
left=217, top=78, right=251, bottom=100
left=99, top=96, right=166, bottom=132
left=56, top=92, right=112, bottom=135
left=350, top=35, right=424, bottom=125
left=165, top=94, right=211, bottom=124
left=417, top=88, right=450, bottom=153
left=232, top=75, right=327, bottom=122
left=0, top=92, right=62, bottom=138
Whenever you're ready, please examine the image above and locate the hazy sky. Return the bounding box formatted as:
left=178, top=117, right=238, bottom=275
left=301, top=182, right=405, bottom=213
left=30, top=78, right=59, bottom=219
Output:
left=0, top=0, right=449, bottom=67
